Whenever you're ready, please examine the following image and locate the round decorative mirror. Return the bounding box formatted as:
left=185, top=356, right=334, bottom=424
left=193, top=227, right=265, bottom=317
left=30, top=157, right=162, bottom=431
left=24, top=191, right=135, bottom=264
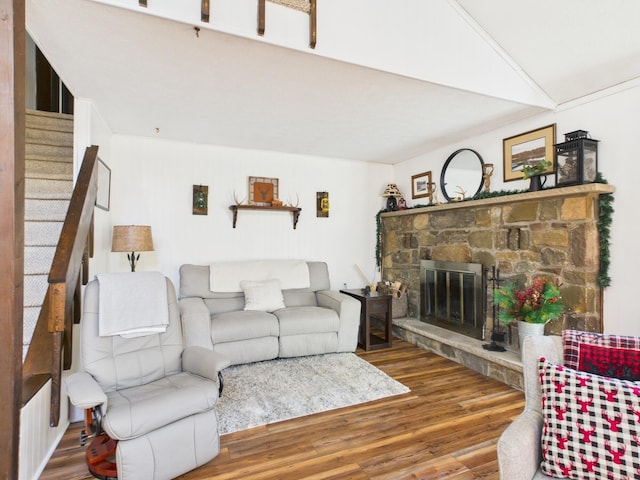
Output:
left=439, top=148, right=485, bottom=202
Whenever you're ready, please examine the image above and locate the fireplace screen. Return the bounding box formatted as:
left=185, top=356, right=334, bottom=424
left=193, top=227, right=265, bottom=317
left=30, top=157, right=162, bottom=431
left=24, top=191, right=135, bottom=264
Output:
left=420, top=260, right=485, bottom=339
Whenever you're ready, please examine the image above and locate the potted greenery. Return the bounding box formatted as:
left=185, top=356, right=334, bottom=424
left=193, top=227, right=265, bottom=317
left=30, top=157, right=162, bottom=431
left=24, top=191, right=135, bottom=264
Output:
left=493, top=277, right=564, bottom=351
left=522, top=159, right=552, bottom=191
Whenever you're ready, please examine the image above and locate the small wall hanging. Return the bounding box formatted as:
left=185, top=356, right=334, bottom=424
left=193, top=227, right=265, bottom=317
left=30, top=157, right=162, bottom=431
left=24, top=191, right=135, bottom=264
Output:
left=249, top=176, right=279, bottom=206
left=316, top=192, right=329, bottom=217
left=193, top=185, right=208, bottom=215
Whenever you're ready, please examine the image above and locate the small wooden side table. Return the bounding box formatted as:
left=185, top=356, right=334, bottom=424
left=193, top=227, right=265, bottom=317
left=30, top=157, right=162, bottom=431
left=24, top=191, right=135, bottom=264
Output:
left=340, top=289, right=393, bottom=351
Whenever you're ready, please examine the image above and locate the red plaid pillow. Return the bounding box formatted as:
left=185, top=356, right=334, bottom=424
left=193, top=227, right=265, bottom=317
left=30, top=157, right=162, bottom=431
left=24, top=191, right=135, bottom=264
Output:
left=539, top=359, right=640, bottom=479
left=562, top=330, right=640, bottom=381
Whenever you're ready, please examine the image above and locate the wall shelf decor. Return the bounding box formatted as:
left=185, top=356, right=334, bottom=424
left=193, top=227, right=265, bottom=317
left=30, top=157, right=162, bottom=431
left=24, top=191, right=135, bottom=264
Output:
left=229, top=205, right=302, bottom=229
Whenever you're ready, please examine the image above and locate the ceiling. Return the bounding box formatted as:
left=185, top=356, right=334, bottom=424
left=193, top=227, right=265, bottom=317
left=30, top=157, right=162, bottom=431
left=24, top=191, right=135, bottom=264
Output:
left=26, top=0, right=640, bottom=164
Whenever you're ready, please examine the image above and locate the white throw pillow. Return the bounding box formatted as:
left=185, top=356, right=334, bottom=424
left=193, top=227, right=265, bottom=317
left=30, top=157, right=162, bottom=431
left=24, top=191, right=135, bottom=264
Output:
left=240, top=279, right=285, bottom=312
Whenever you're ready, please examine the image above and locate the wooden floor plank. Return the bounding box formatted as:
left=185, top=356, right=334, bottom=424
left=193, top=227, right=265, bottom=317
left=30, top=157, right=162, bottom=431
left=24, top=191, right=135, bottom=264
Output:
left=39, top=339, right=523, bottom=480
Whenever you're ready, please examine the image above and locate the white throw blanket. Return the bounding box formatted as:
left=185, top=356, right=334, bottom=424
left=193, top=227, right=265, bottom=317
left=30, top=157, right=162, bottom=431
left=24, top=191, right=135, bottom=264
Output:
left=96, top=271, right=169, bottom=337
left=209, top=259, right=310, bottom=293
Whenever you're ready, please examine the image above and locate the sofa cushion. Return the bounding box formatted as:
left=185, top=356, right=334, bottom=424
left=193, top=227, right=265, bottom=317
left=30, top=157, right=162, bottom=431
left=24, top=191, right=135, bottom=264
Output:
left=103, top=372, right=218, bottom=440
left=211, top=310, right=279, bottom=343
left=562, top=330, right=640, bottom=381
left=240, top=279, right=286, bottom=312
left=275, top=306, right=340, bottom=336
left=210, top=260, right=310, bottom=292
left=538, top=358, right=640, bottom=479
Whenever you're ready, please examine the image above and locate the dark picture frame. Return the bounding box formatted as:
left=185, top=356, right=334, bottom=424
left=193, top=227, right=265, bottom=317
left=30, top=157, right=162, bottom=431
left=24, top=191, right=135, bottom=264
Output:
left=503, top=124, right=556, bottom=182
left=411, top=171, right=432, bottom=199
left=96, top=158, right=111, bottom=211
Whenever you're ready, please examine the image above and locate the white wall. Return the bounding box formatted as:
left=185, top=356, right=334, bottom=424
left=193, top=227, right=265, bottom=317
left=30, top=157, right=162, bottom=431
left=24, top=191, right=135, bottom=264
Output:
left=107, top=135, right=391, bottom=291
left=393, top=82, right=640, bottom=335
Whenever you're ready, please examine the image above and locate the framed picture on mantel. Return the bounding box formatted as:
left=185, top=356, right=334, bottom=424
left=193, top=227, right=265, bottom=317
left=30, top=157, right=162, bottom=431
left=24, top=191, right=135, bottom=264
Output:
left=503, top=124, right=556, bottom=182
left=411, top=171, right=432, bottom=199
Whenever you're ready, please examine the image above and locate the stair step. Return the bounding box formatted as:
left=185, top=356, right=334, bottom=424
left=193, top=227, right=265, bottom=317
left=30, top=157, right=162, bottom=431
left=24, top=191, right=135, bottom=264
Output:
left=26, top=127, right=73, bottom=147
left=25, top=177, right=73, bottom=197
left=26, top=110, right=73, bottom=133
left=26, top=158, right=73, bottom=177
left=26, top=142, right=73, bottom=159
left=25, top=198, right=69, bottom=221
left=26, top=171, right=72, bottom=181
left=24, top=246, right=56, bottom=275
left=26, top=151, right=73, bottom=163
left=25, top=177, right=72, bottom=199
left=24, top=274, right=48, bottom=308
left=25, top=221, right=64, bottom=246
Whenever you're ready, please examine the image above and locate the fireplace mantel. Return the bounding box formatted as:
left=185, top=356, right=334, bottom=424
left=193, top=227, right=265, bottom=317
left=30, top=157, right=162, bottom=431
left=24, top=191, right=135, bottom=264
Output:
left=382, top=183, right=615, bottom=218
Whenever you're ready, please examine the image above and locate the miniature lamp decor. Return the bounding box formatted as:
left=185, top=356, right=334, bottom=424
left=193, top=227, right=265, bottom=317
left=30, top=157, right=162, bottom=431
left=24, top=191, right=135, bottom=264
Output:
left=111, top=225, right=154, bottom=272
left=382, top=183, right=402, bottom=212
left=555, top=130, right=599, bottom=187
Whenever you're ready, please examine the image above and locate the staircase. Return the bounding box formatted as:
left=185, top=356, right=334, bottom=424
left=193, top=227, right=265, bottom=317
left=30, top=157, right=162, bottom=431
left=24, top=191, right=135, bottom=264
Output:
left=23, top=110, right=74, bottom=360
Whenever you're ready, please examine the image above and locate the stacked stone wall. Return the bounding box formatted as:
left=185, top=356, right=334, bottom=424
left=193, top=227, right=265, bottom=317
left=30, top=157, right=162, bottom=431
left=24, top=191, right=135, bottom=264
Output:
left=381, top=191, right=604, bottom=348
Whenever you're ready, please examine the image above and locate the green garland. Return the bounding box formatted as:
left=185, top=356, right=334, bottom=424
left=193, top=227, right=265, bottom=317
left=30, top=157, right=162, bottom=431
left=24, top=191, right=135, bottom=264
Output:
left=375, top=177, right=615, bottom=288
left=375, top=210, right=383, bottom=267
left=596, top=174, right=614, bottom=288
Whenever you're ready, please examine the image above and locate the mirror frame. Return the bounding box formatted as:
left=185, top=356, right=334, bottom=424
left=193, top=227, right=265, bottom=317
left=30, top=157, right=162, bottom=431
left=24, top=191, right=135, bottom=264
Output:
left=439, top=148, right=485, bottom=202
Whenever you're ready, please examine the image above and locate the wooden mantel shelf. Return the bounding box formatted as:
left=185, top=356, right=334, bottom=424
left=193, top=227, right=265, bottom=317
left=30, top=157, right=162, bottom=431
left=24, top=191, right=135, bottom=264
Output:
left=229, top=204, right=302, bottom=229
left=381, top=183, right=615, bottom=218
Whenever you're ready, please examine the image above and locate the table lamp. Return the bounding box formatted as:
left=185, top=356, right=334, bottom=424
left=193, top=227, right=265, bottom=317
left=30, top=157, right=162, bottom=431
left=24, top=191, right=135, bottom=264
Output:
left=111, top=225, right=154, bottom=272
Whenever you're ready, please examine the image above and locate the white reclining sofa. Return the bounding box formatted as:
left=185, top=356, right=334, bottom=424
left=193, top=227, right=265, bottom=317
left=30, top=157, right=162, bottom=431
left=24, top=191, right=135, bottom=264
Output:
left=179, top=260, right=361, bottom=365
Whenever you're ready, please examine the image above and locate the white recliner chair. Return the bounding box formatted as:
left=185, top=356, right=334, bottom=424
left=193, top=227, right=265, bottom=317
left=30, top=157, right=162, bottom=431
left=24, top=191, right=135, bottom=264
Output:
left=65, top=273, right=230, bottom=480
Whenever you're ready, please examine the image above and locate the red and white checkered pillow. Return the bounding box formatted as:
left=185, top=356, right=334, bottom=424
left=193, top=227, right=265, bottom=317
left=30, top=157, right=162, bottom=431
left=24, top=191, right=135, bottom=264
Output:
left=539, top=359, right=640, bottom=479
left=562, top=330, right=640, bottom=381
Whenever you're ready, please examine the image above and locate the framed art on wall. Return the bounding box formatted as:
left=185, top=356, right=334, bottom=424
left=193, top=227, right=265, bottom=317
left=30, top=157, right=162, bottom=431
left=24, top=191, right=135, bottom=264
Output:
left=503, top=124, right=556, bottom=182
left=192, top=185, right=208, bottom=215
left=96, top=158, right=111, bottom=211
left=249, top=176, right=279, bottom=206
left=411, top=171, right=432, bottom=199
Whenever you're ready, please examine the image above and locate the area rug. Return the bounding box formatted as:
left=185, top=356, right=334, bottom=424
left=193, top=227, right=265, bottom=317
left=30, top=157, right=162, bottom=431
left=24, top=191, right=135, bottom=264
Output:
left=215, top=352, right=410, bottom=435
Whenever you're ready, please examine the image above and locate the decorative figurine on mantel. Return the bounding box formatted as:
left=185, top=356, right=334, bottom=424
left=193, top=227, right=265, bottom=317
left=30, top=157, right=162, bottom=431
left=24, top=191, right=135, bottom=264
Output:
left=482, top=163, right=494, bottom=192
left=382, top=183, right=402, bottom=212
left=429, top=181, right=439, bottom=205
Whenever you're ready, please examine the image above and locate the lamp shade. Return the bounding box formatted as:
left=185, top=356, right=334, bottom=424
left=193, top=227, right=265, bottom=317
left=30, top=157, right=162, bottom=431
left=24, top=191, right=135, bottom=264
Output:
left=382, top=183, right=402, bottom=198
left=111, top=225, right=154, bottom=253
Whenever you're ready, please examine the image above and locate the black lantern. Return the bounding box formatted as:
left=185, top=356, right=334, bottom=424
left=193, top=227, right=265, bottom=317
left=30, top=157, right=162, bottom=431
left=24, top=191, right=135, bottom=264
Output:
left=554, top=130, right=599, bottom=186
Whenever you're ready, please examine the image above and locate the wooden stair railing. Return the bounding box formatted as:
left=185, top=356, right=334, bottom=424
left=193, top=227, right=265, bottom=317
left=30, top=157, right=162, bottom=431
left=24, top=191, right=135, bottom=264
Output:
left=22, top=145, right=99, bottom=427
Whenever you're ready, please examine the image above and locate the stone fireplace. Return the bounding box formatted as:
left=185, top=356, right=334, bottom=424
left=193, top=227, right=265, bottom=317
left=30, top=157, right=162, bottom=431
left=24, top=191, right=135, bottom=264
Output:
left=380, top=184, right=614, bottom=353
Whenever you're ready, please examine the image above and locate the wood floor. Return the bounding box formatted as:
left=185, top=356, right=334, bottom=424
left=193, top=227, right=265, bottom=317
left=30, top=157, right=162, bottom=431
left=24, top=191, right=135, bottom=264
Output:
left=40, top=339, right=524, bottom=480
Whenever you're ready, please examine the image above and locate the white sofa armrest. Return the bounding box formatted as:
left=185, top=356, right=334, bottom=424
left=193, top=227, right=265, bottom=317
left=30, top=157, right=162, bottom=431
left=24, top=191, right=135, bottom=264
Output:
left=179, top=297, right=213, bottom=350
left=497, top=409, right=543, bottom=480
left=65, top=372, right=107, bottom=410
left=316, top=290, right=360, bottom=352
left=182, top=346, right=231, bottom=382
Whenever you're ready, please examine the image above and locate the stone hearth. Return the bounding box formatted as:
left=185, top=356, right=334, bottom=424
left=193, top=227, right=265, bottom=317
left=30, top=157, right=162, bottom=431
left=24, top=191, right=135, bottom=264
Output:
left=392, top=317, right=524, bottom=389
left=381, top=183, right=614, bottom=353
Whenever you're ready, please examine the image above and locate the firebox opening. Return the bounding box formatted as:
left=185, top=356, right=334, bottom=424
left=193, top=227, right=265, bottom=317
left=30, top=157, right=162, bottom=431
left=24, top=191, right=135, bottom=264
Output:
left=420, top=260, right=485, bottom=340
